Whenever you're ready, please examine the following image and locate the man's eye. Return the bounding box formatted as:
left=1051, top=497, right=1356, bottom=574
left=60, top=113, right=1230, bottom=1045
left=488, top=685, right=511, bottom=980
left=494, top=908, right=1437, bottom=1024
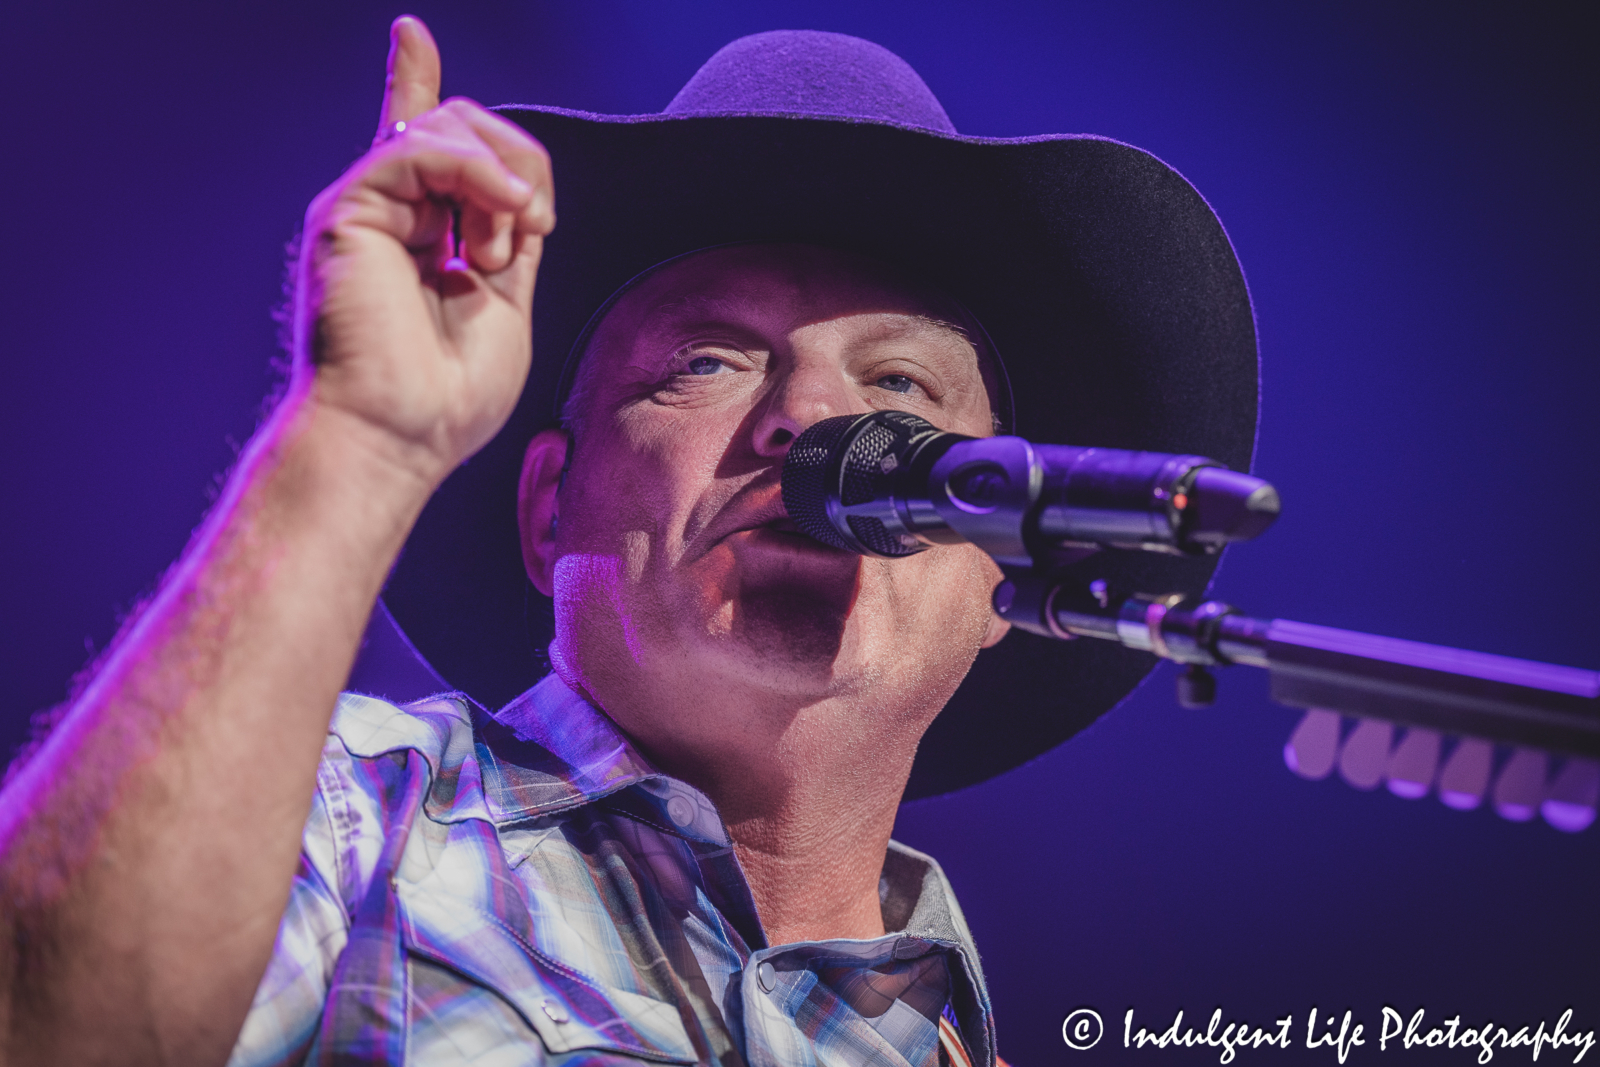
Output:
left=876, top=374, right=916, bottom=394
left=686, top=355, right=727, bottom=376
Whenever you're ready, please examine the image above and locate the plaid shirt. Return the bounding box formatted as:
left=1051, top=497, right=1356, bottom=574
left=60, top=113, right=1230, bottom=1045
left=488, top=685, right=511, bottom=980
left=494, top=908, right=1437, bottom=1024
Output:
left=228, top=675, right=995, bottom=1066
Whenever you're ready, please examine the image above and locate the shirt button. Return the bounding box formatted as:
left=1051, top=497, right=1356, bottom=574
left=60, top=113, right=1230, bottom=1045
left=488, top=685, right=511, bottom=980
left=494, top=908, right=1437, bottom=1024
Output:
left=666, top=794, right=695, bottom=828
left=540, top=998, right=570, bottom=1024
left=756, top=960, right=777, bottom=993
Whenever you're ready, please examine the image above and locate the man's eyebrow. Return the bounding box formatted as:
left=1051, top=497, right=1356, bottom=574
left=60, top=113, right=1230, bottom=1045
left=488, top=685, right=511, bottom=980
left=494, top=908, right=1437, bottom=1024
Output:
left=831, top=315, right=980, bottom=360
left=877, top=314, right=976, bottom=345
left=912, top=314, right=974, bottom=343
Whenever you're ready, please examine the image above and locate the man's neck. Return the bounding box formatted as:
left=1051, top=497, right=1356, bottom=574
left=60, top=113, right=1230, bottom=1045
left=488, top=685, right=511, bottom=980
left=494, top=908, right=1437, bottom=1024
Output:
left=561, top=662, right=932, bottom=947
left=708, top=741, right=911, bottom=946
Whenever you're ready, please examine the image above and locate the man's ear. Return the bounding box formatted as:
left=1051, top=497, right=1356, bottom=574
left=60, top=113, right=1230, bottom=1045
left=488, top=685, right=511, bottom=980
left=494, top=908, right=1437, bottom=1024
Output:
left=980, top=611, right=1010, bottom=649
left=518, top=428, right=570, bottom=597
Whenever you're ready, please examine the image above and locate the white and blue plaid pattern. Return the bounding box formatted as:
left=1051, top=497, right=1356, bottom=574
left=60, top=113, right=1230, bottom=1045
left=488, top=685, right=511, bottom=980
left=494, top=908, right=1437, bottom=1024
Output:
left=228, top=676, right=994, bottom=1066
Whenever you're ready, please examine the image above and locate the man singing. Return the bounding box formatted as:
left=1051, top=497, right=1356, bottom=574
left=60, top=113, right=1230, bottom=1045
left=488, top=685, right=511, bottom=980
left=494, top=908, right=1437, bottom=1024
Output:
left=0, top=16, right=1256, bottom=1066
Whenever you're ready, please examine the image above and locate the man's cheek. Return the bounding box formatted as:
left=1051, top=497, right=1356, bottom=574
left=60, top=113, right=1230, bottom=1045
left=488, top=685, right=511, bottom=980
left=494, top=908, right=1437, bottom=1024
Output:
left=880, top=549, right=997, bottom=632
left=619, top=405, right=737, bottom=469
left=565, top=466, right=669, bottom=551
left=552, top=553, right=648, bottom=664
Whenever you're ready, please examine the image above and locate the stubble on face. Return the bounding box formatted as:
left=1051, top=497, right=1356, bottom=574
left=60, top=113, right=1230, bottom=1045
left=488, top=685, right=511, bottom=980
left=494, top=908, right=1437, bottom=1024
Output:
left=714, top=536, right=861, bottom=669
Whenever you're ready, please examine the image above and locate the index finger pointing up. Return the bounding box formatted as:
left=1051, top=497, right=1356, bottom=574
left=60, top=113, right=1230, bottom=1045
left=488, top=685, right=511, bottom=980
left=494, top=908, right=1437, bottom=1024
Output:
left=379, top=16, right=441, bottom=130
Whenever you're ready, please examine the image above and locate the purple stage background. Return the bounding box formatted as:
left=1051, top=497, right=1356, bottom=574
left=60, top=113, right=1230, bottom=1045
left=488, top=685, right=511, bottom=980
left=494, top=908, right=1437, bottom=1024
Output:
left=3, top=2, right=1595, bottom=1063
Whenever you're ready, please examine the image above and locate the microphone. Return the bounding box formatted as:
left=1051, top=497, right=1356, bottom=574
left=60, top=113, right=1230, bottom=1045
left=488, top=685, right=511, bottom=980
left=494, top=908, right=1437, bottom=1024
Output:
left=781, top=411, right=1279, bottom=566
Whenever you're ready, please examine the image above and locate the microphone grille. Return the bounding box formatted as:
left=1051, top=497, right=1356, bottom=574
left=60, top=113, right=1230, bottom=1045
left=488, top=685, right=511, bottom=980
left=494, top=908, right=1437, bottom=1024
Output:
left=842, top=421, right=897, bottom=505
left=782, top=411, right=935, bottom=557
left=846, top=515, right=912, bottom=556
left=782, top=415, right=859, bottom=551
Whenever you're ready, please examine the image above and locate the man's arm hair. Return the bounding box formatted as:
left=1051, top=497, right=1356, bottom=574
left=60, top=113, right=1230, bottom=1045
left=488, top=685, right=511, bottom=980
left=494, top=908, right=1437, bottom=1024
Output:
left=0, top=390, right=433, bottom=1065
left=0, top=16, right=553, bottom=1064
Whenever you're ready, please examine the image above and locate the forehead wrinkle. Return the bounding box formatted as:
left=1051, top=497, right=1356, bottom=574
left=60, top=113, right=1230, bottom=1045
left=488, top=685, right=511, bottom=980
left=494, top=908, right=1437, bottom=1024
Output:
left=818, top=312, right=976, bottom=353
left=650, top=296, right=976, bottom=350
left=647, top=291, right=767, bottom=330
left=643, top=258, right=957, bottom=333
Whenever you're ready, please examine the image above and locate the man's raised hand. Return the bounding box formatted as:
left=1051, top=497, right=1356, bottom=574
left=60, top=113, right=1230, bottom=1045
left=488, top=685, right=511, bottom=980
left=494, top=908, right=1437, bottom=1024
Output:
left=0, top=20, right=556, bottom=1064
left=295, top=15, right=554, bottom=489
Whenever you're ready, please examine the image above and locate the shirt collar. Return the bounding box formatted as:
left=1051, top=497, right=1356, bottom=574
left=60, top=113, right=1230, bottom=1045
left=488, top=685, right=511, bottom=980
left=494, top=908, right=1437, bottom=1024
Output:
left=880, top=841, right=995, bottom=1067
left=473, top=673, right=660, bottom=823
left=474, top=674, right=993, bottom=1060
left=476, top=677, right=981, bottom=949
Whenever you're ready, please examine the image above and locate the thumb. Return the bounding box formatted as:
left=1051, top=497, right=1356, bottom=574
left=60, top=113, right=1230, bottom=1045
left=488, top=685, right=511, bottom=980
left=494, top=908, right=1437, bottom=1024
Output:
left=378, top=15, right=441, bottom=129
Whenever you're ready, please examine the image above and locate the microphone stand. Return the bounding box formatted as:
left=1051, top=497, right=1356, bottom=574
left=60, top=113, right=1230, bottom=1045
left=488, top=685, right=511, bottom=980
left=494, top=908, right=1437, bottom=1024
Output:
left=777, top=410, right=1599, bottom=796
left=994, top=569, right=1600, bottom=758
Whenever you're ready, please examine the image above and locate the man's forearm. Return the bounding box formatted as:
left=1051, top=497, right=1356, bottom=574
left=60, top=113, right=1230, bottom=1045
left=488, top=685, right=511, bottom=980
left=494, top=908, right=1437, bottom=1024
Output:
left=0, top=382, right=435, bottom=1065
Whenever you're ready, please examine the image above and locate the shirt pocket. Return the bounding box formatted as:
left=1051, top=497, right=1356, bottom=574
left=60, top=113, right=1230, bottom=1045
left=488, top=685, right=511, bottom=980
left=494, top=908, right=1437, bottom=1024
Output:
left=398, top=884, right=699, bottom=1064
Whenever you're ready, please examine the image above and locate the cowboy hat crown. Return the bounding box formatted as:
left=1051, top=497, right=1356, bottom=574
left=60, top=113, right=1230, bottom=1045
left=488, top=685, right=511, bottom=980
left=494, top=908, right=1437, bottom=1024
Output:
left=664, top=30, right=955, bottom=132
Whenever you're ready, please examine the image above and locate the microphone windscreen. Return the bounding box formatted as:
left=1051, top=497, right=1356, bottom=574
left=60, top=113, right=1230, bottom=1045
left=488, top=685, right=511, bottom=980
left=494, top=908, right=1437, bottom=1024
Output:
left=781, top=415, right=859, bottom=551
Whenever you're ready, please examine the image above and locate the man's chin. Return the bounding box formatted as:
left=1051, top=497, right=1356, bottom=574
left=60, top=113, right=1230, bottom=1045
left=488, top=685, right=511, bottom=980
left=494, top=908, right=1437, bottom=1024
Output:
left=728, top=584, right=854, bottom=670
left=665, top=532, right=867, bottom=688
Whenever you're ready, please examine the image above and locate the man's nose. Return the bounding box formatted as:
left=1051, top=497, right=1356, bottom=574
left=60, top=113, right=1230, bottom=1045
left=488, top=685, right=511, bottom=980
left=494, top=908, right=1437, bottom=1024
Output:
left=750, top=359, right=862, bottom=459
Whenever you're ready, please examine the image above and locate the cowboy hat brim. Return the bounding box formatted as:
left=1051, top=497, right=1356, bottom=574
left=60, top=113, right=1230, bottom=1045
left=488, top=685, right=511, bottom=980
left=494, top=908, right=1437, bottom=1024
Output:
left=374, top=106, right=1258, bottom=799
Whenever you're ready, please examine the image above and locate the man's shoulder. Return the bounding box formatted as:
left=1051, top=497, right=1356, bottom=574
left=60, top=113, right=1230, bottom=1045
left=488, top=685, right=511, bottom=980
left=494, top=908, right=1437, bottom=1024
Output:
left=320, top=676, right=656, bottom=828
left=315, top=691, right=496, bottom=834
left=327, top=689, right=474, bottom=763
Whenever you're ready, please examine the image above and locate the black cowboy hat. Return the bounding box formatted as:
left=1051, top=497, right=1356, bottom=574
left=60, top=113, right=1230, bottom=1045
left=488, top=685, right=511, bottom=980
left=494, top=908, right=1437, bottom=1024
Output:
left=358, top=30, right=1259, bottom=800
